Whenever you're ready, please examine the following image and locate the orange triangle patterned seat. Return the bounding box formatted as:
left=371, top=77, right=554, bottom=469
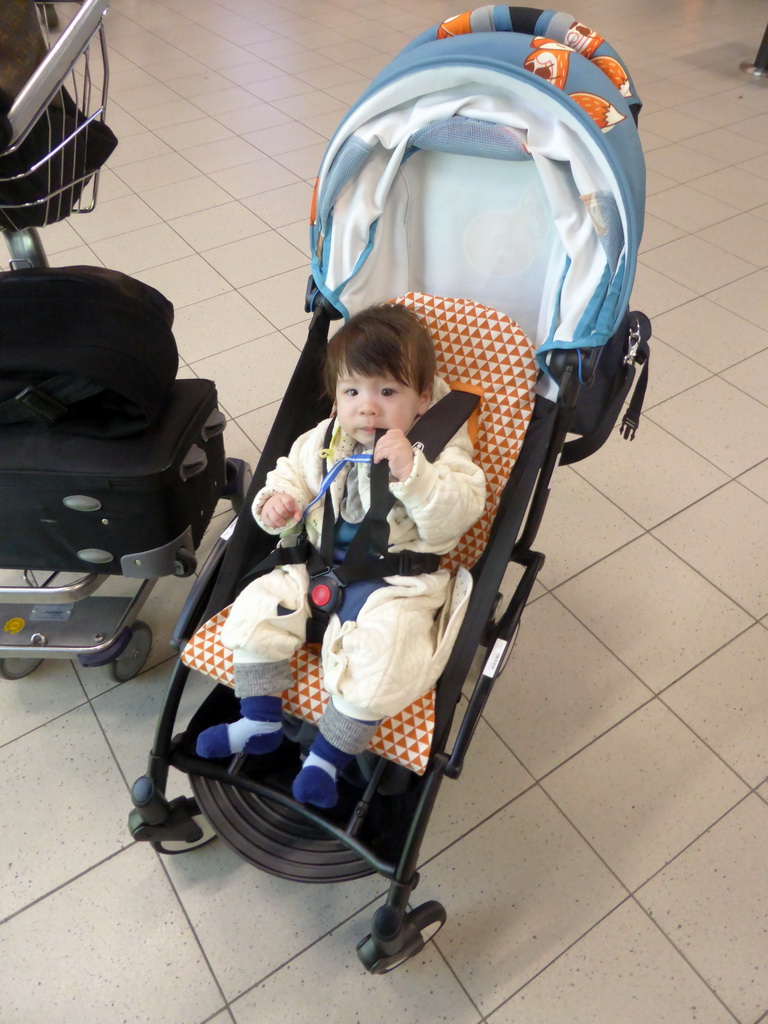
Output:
left=181, top=292, right=538, bottom=774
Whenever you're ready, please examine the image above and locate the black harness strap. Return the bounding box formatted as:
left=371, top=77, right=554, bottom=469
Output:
left=242, top=388, right=481, bottom=609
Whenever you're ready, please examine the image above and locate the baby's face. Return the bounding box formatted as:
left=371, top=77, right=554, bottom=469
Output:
left=335, top=371, right=430, bottom=447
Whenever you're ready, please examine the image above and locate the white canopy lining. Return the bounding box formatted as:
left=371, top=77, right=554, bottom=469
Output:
left=314, top=65, right=629, bottom=392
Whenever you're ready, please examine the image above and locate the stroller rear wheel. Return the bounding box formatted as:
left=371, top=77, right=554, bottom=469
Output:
left=357, top=900, right=447, bottom=973
left=0, top=657, right=44, bottom=680
left=190, top=772, right=374, bottom=882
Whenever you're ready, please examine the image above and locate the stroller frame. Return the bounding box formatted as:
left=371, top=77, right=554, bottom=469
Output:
left=128, top=6, right=649, bottom=971
left=129, top=302, right=640, bottom=971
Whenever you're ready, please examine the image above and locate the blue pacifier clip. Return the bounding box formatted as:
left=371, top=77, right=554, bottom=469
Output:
left=300, top=452, right=373, bottom=522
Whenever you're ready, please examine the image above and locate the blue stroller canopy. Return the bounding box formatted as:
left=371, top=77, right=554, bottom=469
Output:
left=309, top=6, right=646, bottom=393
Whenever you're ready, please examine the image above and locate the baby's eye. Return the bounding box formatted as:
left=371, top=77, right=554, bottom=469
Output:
left=381, top=388, right=396, bottom=397
left=344, top=388, right=358, bottom=397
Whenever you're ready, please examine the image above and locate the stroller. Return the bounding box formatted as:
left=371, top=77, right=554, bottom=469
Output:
left=128, top=6, right=651, bottom=972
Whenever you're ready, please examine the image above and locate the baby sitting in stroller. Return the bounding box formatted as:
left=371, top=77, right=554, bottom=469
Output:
left=196, top=302, right=486, bottom=808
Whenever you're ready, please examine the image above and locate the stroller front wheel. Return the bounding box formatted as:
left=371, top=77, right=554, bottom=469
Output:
left=357, top=900, right=447, bottom=973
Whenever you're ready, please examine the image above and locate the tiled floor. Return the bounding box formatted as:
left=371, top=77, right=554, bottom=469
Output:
left=2, top=0, right=768, bottom=1021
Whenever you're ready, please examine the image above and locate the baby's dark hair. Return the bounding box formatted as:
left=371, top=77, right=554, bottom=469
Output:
left=323, top=303, right=436, bottom=399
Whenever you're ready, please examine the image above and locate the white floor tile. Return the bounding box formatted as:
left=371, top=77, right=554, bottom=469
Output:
left=111, top=151, right=201, bottom=192
left=168, top=201, right=269, bottom=252
left=230, top=905, right=483, bottom=1024
left=652, top=296, right=768, bottom=373
left=573, top=417, right=730, bottom=529
left=190, top=332, right=300, bottom=417
left=208, top=155, right=301, bottom=198
left=646, top=375, right=768, bottom=476
left=650, top=343, right=717, bottom=411
left=140, top=174, right=234, bottom=219
left=239, top=180, right=314, bottom=227
left=542, top=701, right=748, bottom=890
left=425, top=787, right=627, bottom=1015
left=172, top=288, right=274, bottom=362
left=69, top=193, right=162, bottom=243
left=739, top=457, right=768, bottom=502
left=182, top=136, right=267, bottom=173
left=710, top=267, right=768, bottom=329
left=487, top=594, right=653, bottom=779
left=488, top=899, right=733, bottom=1024
left=92, top=661, right=213, bottom=786
left=0, top=661, right=86, bottom=747
left=645, top=142, right=726, bottom=185
left=653, top=482, right=768, bottom=617
left=164, top=839, right=385, bottom=1001
left=662, top=624, right=768, bottom=787
left=420, top=704, right=534, bottom=862
left=89, top=222, right=195, bottom=274
left=640, top=234, right=758, bottom=293
left=691, top=164, right=768, bottom=212
left=684, top=125, right=768, bottom=164
left=0, top=844, right=225, bottom=1024
left=630, top=263, right=698, bottom=318
left=637, top=796, right=768, bottom=1024
left=104, top=129, right=174, bottom=168
left=135, top=253, right=232, bottom=308
left=645, top=183, right=742, bottom=232
left=533, top=467, right=644, bottom=587
left=0, top=706, right=131, bottom=919
left=721, top=345, right=768, bottom=406
left=698, top=211, right=768, bottom=268
left=239, top=265, right=311, bottom=329
left=555, top=535, right=752, bottom=691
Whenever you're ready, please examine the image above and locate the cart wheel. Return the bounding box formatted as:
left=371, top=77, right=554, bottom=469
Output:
left=173, top=548, right=197, bottom=577
left=150, top=813, right=217, bottom=855
left=357, top=901, right=447, bottom=973
left=0, top=657, right=44, bottom=680
left=110, top=621, right=152, bottom=682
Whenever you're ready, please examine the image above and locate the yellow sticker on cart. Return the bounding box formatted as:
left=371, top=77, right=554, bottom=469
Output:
left=4, top=617, right=25, bottom=634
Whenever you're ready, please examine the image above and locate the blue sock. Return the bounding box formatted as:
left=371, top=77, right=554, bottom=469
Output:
left=196, top=695, right=283, bottom=758
left=292, top=732, right=353, bottom=808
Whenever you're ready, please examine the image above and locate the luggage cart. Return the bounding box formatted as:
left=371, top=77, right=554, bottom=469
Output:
left=1, top=0, right=113, bottom=270
left=0, top=0, right=248, bottom=683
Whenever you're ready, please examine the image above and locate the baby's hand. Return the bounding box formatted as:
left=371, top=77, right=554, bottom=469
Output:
left=374, top=429, right=415, bottom=482
left=261, top=492, right=301, bottom=529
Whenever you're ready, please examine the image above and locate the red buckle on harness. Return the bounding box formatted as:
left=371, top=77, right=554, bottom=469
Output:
left=311, top=583, right=332, bottom=607
left=309, top=571, right=344, bottom=614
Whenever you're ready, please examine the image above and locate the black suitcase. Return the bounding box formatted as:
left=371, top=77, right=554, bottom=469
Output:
left=0, top=378, right=227, bottom=578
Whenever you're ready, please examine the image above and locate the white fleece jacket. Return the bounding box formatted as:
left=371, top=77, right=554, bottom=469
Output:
left=221, top=377, right=486, bottom=719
